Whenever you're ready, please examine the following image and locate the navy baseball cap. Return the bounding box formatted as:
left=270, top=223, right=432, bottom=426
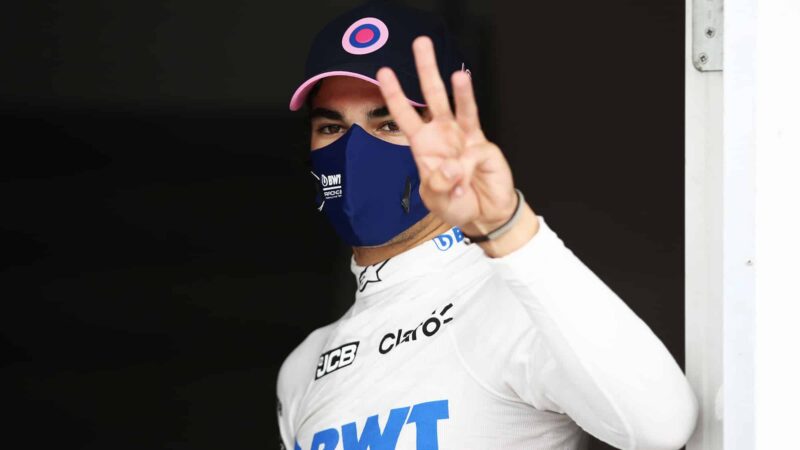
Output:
left=289, top=0, right=470, bottom=111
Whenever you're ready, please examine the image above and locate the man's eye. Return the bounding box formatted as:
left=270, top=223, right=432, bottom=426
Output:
left=318, top=124, right=344, bottom=134
left=379, top=121, right=400, bottom=132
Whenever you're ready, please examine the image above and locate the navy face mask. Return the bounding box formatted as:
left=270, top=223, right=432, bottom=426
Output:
left=309, top=124, right=429, bottom=247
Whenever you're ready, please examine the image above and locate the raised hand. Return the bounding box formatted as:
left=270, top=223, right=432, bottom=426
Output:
left=376, top=36, right=538, bottom=254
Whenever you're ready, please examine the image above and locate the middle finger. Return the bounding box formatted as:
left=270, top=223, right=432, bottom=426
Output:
left=412, top=36, right=453, bottom=119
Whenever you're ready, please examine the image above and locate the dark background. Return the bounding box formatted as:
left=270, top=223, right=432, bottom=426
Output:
left=1, top=1, right=684, bottom=449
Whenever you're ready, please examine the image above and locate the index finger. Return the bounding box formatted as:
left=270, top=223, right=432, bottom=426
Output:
left=376, top=67, right=424, bottom=136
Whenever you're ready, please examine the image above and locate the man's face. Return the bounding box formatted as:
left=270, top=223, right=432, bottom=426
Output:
left=309, top=76, right=430, bottom=151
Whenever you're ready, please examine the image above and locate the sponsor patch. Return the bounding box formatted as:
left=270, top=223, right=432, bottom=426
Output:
left=379, top=303, right=454, bottom=354
left=358, top=259, right=389, bottom=292
left=432, top=227, right=464, bottom=251
left=316, top=341, right=359, bottom=380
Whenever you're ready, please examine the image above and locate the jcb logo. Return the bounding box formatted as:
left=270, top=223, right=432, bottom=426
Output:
left=316, top=342, right=359, bottom=380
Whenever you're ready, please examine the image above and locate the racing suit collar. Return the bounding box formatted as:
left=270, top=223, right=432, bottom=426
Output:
left=349, top=226, right=477, bottom=304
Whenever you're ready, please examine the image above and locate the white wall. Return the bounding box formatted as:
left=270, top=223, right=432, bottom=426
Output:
left=685, top=0, right=724, bottom=446
left=687, top=0, right=800, bottom=448
left=752, top=0, right=800, bottom=447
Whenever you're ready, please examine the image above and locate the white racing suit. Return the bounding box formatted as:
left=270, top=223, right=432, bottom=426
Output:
left=276, top=216, right=698, bottom=449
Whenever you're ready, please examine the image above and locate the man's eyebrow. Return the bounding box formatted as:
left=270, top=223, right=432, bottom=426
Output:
left=309, top=107, right=343, bottom=121
left=367, top=106, right=391, bottom=119
left=367, top=105, right=426, bottom=120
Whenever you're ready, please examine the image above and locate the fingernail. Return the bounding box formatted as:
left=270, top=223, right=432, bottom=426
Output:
left=453, top=186, right=464, bottom=197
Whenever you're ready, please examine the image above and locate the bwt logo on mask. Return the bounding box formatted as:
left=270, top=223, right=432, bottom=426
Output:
left=295, top=399, right=449, bottom=450
left=432, top=227, right=464, bottom=251
left=320, top=173, right=343, bottom=200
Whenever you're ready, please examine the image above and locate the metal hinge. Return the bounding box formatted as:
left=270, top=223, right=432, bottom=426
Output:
left=692, top=0, right=724, bottom=71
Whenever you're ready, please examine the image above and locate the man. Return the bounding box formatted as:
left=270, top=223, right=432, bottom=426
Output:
left=277, top=2, right=698, bottom=449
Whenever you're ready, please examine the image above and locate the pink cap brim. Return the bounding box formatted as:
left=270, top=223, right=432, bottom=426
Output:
left=288, top=70, right=426, bottom=111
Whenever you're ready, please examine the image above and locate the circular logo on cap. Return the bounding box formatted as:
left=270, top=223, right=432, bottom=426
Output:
left=342, top=17, right=389, bottom=55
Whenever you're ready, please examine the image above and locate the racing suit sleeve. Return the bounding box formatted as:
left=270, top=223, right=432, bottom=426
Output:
left=484, top=215, right=698, bottom=450
left=276, top=390, right=293, bottom=449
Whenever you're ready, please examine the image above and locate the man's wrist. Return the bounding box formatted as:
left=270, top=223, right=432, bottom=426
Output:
left=475, top=202, right=540, bottom=258
left=461, top=188, right=517, bottom=235
left=462, top=189, right=524, bottom=244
